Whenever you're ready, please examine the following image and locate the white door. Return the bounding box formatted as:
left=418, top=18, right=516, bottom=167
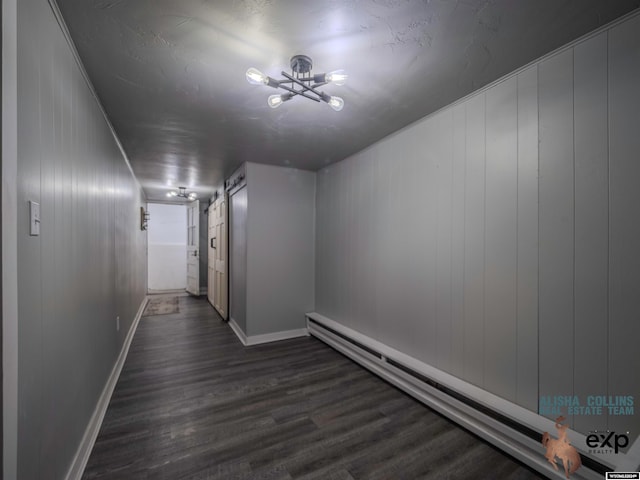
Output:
left=186, top=200, right=200, bottom=296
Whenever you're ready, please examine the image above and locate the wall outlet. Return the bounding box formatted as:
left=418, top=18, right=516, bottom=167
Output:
left=116, top=316, right=120, bottom=331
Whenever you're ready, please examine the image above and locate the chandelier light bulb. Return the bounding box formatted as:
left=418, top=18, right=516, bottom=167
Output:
left=326, top=69, right=347, bottom=86
left=188, top=192, right=197, bottom=200
left=246, top=67, right=268, bottom=85
left=327, top=96, right=344, bottom=111
left=268, top=94, right=285, bottom=108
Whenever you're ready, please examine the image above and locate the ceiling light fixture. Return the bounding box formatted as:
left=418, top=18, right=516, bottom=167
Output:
left=166, top=186, right=197, bottom=201
left=246, top=55, right=347, bottom=111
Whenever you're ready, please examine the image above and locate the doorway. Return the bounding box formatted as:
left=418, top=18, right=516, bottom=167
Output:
left=147, top=203, right=187, bottom=293
left=186, top=200, right=200, bottom=296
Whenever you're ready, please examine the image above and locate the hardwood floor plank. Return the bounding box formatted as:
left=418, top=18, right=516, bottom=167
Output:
left=82, top=296, right=546, bottom=479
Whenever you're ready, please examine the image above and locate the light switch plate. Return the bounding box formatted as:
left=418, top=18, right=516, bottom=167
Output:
left=29, top=201, right=40, bottom=236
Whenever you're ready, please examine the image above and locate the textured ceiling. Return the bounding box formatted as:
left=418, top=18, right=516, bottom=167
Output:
left=56, top=0, right=640, bottom=201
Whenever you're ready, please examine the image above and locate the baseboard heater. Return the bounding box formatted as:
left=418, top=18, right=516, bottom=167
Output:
left=306, top=313, right=621, bottom=480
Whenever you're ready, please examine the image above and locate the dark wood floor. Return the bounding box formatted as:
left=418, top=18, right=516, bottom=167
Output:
left=83, top=296, right=547, bottom=480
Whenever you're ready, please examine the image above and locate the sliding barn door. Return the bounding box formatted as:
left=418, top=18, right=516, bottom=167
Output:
left=209, top=195, right=228, bottom=319
left=207, top=204, right=215, bottom=306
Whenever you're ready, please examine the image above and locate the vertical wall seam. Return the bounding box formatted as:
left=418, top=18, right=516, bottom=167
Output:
left=515, top=73, right=520, bottom=404
left=450, top=109, right=455, bottom=372
left=436, top=115, right=443, bottom=366
left=38, top=41, right=46, bottom=480
left=536, top=62, right=541, bottom=413
left=571, top=47, right=576, bottom=425
left=462, top=102, right=467, bottom=381
left=463, top=105, right=468, bottom=380
left=435, top=128, right=440, bottom=367
left=482, top=91, right=487, bottom=388
left=605, top=28, right=611, bottom=430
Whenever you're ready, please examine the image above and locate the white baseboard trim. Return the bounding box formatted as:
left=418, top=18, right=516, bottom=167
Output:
left=147, top=288, right=189, bottom=296
left=306, top=312, right=627, bottom=480
left=228, top=318, right=248, bottom=345
left=64, top=296, right=149, bottom=480
left=228, top=318, right=308, bottom=346
left=244, top=328, right=308, bottom=346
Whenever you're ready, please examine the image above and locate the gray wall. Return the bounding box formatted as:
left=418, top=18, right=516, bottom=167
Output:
left=315, top=13, right=640, bottom=437
left=229, top=185, right=248, bottom=333
left=245, top=163, right=315, bottom=336
left=9, top=0, right=148, bottom=477
left=228, top=163, right=315, bottom=338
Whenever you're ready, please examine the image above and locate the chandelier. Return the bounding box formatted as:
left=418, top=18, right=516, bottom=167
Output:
left=166, top=186, right=197, bottom=201
left=246, top=55, right=347, bottom=111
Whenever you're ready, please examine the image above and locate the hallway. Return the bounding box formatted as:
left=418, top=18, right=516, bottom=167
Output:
left=83, top=296, right=544, bottom=480
left=5, top=2, right=640, bottom=477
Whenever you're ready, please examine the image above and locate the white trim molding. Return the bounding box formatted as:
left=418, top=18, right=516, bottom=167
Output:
left=228, top=318, right=248, bottom=345
left=228, top=318, right=308, bottom=346
left=64, top=296, right=149, bottom=480
left=306, top=312, right=639, bottom=480
left=147, top=289, right=190, bottom=297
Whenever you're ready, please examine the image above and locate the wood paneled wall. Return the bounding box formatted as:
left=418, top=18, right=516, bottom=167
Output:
left=315, top=14, right=640, bottom=437
left=13, top=0, right=148, bottom=477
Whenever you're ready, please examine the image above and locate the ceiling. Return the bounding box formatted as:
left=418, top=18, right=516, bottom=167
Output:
left=56, top=0, right=640, bottom=202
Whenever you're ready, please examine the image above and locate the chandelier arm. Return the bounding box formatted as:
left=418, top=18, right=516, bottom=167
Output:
left=278, top=78, right=325, bottom=88
left=281, top=71, right=324, bottom=98
left=277, top=83, right=321, bottom=102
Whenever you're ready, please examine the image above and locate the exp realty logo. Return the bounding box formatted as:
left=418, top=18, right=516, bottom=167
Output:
left=586, top=430, right=630, bottom=454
